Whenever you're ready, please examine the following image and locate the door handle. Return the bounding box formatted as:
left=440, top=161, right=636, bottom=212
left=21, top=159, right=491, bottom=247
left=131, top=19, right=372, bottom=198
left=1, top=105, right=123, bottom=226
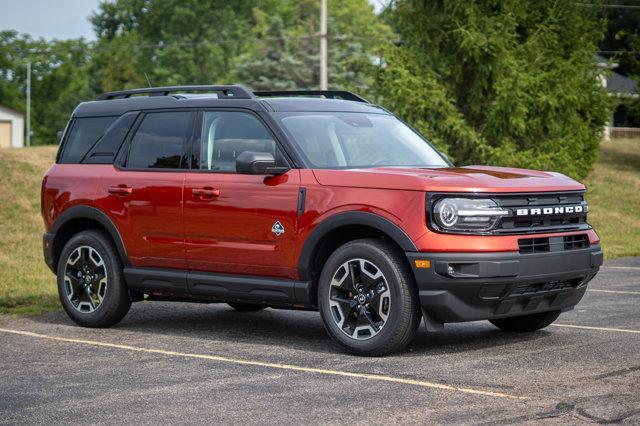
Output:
left=192, top=187, right=220, bottom=198
left=108, top=185, right=133, bottom=195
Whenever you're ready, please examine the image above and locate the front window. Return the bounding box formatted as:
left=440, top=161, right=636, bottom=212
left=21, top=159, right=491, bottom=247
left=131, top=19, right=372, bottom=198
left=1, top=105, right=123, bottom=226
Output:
left=198, top=111, right=286, bottom=172
left=276, top=112, right=448, bottom=169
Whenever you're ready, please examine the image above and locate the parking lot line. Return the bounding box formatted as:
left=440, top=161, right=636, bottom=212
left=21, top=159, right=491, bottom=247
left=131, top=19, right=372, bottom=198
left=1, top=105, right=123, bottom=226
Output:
left=0, top=327, right=525, bottom=400
left=552, top=324, right=640, bottom=334
left=588, top=289, right=640, bottom=295
left=600, top=266, right=640, bottom=271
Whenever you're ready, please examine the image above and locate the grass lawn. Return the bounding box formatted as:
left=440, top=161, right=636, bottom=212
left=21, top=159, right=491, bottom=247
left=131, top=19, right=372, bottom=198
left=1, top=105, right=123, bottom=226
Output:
left=584, top=138, right=640, bottom=259
left=0, top=140, right=639, bottom=315
left=0, top=146, right=59, bottom=314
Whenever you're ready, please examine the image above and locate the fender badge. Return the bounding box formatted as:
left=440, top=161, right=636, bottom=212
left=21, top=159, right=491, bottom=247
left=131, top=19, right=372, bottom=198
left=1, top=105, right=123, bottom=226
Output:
left=271, top=221, right=285, bottom=236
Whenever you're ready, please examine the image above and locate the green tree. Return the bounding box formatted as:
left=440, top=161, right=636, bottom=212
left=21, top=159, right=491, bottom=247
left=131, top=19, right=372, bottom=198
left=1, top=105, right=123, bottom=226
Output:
left=0, top=31, right=94, bottom=145
left=233, top=0, right=393, bottom=98
left=234, top=16, right=313, bottom=90
left=378, top=0, right=612, bottom=178
left=91, top=0, right=257, bottom=89
left=600, top=0, right=640, bottom=126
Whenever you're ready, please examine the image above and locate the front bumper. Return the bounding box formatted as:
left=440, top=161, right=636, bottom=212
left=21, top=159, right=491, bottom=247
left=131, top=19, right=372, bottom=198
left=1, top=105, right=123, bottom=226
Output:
left=406, top=245, right=603, bottom=323
left=43, top=232, right=56, bottom=273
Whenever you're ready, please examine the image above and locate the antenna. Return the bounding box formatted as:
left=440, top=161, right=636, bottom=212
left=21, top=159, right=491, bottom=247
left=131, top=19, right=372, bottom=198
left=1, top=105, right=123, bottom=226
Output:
left=144, top=73, right=153, bottom=88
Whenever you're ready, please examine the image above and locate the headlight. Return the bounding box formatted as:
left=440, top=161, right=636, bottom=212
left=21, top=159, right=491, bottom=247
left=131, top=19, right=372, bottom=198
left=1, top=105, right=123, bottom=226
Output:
left=431, top=197, right=509, bottom=233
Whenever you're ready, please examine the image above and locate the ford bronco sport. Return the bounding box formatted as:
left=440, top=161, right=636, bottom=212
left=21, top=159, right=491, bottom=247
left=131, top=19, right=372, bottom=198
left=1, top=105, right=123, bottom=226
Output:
left=42, top=85, right=603, bottom=356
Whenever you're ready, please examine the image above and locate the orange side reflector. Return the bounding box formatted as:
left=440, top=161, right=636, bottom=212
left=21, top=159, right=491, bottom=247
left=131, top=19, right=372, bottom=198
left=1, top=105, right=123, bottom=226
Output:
left=414, top=259, right=431, bottom=269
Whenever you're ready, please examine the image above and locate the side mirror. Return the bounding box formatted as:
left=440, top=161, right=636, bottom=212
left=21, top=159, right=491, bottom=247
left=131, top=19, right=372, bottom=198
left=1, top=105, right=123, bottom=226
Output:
left=236, top=151, right=289, bottom=175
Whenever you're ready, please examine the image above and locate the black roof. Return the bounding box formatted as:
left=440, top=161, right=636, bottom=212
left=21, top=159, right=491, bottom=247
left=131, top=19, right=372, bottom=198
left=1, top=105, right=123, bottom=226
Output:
left=73, top=86, right=387, bottom=117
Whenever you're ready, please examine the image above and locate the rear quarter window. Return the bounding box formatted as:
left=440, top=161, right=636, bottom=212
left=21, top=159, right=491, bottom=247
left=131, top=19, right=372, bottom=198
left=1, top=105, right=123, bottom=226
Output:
left=82, top=112, right=139, bottom=164
left=58, top=116, right=118, bottom=164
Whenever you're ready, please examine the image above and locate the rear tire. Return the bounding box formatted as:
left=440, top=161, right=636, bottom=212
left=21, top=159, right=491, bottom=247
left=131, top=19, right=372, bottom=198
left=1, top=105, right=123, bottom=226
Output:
left=489, top=310, right=561, bottom=332
left=318, top=238, right=421, bottom=356
left=57, top=230, right=131, bottom=328
left=227, top=302, right=266, bottom=312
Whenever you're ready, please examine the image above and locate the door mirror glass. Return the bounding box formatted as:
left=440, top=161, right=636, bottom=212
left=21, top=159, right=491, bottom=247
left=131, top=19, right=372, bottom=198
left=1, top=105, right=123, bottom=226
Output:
left=236, top=151, right=289, bottom=175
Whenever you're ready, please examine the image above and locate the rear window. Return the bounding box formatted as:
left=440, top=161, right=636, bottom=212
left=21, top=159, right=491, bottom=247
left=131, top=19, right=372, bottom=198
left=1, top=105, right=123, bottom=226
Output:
left=58, top=116, right=117, bottom=164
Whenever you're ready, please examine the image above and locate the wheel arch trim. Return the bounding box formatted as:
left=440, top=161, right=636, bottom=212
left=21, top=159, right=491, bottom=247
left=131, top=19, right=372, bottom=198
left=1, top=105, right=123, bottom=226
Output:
left=297, top=211, right=417, bottom=281
left=51, top=205, right=130, bottom=268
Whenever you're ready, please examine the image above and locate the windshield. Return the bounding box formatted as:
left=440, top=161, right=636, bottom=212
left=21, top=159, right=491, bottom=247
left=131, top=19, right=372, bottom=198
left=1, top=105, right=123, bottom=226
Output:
left=276, top=112, right=448, bottom=169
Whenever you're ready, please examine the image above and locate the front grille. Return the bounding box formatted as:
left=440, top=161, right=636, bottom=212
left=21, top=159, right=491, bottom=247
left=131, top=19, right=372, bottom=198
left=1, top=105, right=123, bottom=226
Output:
left=509, top=278, right=582, bottom=297
left=518, top=234, right=590, bottom=254
left=493, top=191, right=589, bottom=234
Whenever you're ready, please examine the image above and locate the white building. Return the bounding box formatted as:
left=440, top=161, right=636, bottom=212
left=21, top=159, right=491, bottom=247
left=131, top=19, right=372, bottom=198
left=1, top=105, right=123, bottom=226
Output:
left=596, top=55, right=639, bottom=140
left=0, top=105, right=24, bottom=148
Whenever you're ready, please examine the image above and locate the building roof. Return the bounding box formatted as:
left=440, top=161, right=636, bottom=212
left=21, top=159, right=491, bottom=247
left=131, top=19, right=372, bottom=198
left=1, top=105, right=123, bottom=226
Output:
left=595, top=54, right=638, bottom=95
left=606, top=71, right=638, bottom=95
left=0, top=104, right=25, bottom=118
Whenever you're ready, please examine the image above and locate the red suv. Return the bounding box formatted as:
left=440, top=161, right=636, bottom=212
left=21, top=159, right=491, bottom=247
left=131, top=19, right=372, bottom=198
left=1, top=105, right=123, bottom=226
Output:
left=42, top=85, right=603, bottom=356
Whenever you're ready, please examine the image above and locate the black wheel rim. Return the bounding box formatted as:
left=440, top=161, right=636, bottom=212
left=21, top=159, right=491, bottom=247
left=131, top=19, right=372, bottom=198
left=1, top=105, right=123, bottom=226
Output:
left=328, top=258, right=391, bottom=340
left=63, top=246, right=108, bottom=313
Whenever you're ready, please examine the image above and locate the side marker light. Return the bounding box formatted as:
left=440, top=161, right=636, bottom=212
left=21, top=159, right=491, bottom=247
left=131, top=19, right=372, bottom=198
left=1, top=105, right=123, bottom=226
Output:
left=414, top=260, right=431, bottom=269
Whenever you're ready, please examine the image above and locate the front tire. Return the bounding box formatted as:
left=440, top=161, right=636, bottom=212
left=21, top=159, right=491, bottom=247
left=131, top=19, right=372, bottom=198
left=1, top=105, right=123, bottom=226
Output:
left=57, top=230, right=131, bottom=328
left=489, top=310, right=561, bottom=332
left=318, top=239, right=421, bottom=356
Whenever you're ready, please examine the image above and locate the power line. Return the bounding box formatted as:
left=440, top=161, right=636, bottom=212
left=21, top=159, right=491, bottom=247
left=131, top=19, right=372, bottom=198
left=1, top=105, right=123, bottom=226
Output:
left=0, top=34, right=379, bottom=56
left=575, top=3, right=640, bottom=9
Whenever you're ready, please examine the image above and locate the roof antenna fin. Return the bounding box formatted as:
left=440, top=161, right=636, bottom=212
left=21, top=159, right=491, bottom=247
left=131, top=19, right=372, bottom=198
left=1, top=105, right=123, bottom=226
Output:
left=144, top=73, right=153, bottom=88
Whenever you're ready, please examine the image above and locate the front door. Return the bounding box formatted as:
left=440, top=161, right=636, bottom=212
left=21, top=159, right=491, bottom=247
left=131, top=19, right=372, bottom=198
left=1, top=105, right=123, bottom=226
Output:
left=97, top=111, right=195, bottom=269
left=183, top=110, right=300, bottom=279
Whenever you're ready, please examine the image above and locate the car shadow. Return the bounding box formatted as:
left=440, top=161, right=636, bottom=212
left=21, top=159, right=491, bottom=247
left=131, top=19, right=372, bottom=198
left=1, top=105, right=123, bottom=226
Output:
left=31, top=302, right=554, bottom=357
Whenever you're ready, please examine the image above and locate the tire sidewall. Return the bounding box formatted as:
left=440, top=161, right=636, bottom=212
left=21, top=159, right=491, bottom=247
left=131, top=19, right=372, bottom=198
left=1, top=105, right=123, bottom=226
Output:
left=318, top=240, right=416, bottom=354
left=57, top=231, right=128, bottom=327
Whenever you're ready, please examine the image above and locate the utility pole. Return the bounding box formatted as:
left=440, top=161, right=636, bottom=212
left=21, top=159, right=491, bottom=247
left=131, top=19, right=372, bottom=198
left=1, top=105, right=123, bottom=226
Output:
left=26, top=60, right=31, bottom=148
left=320, top=0, right=328, bottom=90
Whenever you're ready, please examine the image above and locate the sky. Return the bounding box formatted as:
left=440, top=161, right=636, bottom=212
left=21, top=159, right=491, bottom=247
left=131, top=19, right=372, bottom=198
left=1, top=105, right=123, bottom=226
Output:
left=0, top=0, right=104, bottom=40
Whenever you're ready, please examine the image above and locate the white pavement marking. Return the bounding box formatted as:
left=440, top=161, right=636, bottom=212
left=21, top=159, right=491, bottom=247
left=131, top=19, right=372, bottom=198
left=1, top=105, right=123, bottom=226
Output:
left=600, top=266, right=640, bottom=271
left=588, top=289, right=640, bottom=296
left=0, top=327, right=525, bottom=400
left=552, top=323, right=640, bottom=334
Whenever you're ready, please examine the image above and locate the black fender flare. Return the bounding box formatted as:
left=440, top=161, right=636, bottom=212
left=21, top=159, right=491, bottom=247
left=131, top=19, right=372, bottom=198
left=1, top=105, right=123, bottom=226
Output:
left=297, top=211, right=417, bottom=281
left=51, top=205, right=130, bottom=267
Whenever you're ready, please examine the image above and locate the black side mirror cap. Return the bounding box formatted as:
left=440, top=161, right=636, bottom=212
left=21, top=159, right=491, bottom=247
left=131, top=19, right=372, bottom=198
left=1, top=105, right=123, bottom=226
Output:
left=235, top=151, right=289, bottom=175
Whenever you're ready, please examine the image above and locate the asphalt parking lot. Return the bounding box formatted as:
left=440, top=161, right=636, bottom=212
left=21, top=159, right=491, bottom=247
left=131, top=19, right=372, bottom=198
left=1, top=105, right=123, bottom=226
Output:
left=1, top=258, right=639, bottom=424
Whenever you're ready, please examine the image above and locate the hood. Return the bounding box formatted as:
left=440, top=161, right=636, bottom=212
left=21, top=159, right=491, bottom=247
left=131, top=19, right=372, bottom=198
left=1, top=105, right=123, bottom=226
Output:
left=312, top=165, right=585, bottom=193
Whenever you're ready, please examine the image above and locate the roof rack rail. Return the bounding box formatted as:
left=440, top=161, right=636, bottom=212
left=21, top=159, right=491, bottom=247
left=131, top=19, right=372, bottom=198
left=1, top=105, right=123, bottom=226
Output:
left=254, top=90, right=368, bottom=103
left=96, top=85, right=254, bottom=101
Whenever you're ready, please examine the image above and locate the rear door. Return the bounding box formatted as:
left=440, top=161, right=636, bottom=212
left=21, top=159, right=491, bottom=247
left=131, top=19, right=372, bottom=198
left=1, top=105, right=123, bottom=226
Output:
left=183, top=110, right=300, bottom=279
left=97, top=110, right=195, bottom=269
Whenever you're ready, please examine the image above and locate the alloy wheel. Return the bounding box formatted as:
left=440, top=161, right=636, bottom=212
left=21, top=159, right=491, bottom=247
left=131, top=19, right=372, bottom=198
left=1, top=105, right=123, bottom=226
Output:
left=328, top=258, right=391, bottom=340
left=63, top=246, right=108, bottom=313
